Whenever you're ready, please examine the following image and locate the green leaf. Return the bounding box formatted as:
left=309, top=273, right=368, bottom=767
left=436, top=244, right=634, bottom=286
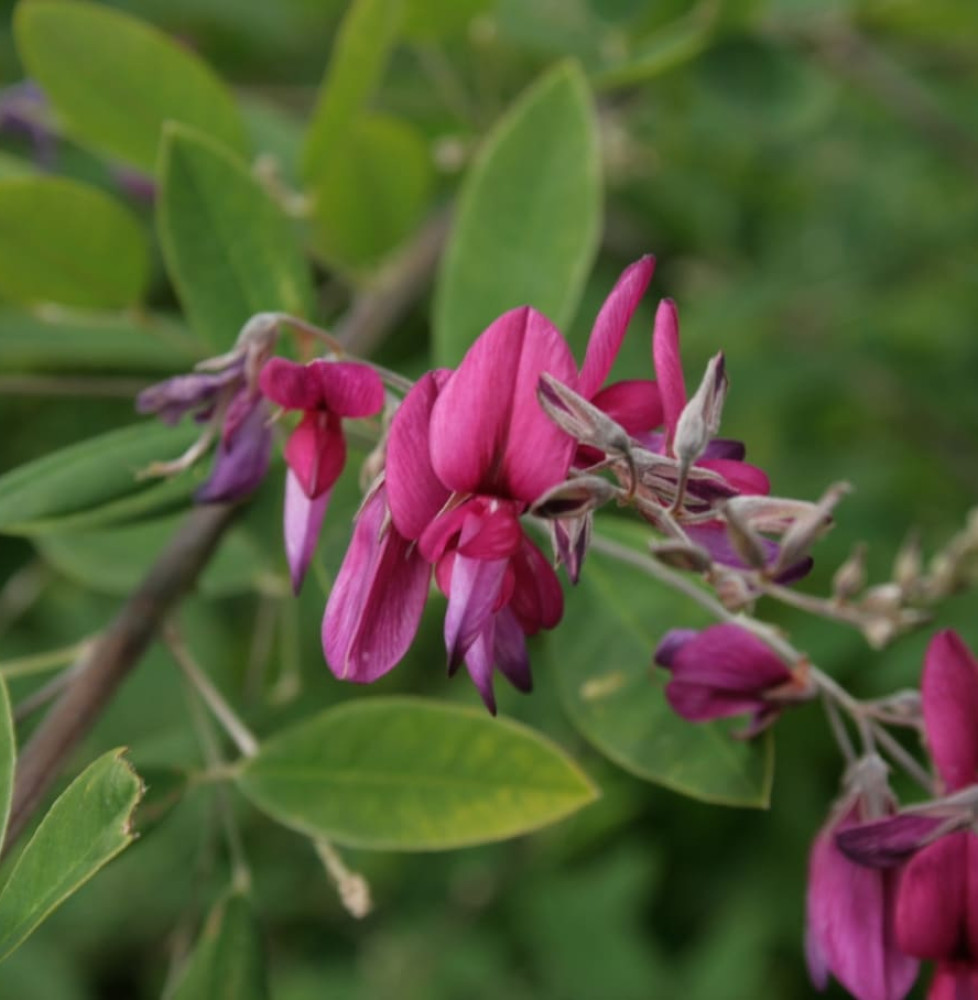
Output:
left=15, top=0, right=247, bottom=171
left=0, top=678, right=15, bottom=850
left=434, top=61, right=601, bottom=366
left=0, top=177, right=149, bottom=309
left=592, top=8, right=717, bottom=90
left=0, top=421, right=200, bottom=536
left=309, top=114, right=432, bottom=270
left=547, top=522, right=774, bottom=808
left=0, top=749, right=143, bottom=962
left=36, top=517, right=277, bottom=597
left=170, top=890, right=269, bottom=1000
left=237, top=697, right=598, bottom=850
left=403, top=0, right=492, bottom=40
left=0, top=309, right=202, bottom=373
left=300, top=0, right=403, bottom=181
left=158, top=124, right=314, bottom=347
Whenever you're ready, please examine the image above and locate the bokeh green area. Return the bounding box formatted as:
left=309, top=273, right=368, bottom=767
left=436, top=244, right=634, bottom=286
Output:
left=1, top=0, right=977, bottom=997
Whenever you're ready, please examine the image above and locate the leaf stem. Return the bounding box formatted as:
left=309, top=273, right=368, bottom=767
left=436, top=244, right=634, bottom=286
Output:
left=163, top=623, right=258, bottom=759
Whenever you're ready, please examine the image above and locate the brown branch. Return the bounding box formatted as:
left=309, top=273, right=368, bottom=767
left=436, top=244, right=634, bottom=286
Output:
left=4, top=503, right=236, bottom=852
left=335, top=207, right=452, bottom=356
left=2, top=210, right=451, bottom=853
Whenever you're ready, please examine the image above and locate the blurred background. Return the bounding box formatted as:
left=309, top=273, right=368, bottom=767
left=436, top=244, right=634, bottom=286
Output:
left=1, top=0, right=977, bottom=996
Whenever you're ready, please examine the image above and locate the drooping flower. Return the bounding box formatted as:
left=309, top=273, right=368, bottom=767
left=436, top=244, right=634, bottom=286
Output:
left=259, top=357, right=385, bottom=592
left=137, top=314, right=279, bottom=504
left=836, top=631, right=978, bottom=1000
left=653, top=622, right=814, bottom=735
left=806, top=757, right=919, bottom=1000
left=323, top=307, right=577, bottom=712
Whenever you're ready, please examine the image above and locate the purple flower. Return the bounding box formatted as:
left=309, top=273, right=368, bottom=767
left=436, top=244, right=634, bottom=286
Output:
left=834, top=631, right=978, bottom=1000
left=260, top=357, right=385, bottom=592
left=806, top=760, right=919, bottom=1000
left=137, top=318, right=279, bottom=505
left=653, top=622, right=814, bottom=735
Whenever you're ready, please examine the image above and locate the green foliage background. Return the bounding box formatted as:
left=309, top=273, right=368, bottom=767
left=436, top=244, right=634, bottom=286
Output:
left=0, top=0, right=976, bottom=996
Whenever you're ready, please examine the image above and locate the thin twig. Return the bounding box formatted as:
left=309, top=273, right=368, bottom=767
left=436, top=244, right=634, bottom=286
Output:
left=870, top=722, right=934, bottom=795
left=164, top=623, right=258, bottom=760
left=1, top=637, right=94, bottom=680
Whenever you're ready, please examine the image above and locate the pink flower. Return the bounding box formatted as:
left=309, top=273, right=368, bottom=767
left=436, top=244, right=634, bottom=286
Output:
left=323, top=307, right=576, bottom=712
left=653, top=623, right=814, bottom=735
left=835, top=631, right=978, bottom=1000
left=260, top=358, right=385, bottom=592
left=806, top=760, right=919, bottom=1000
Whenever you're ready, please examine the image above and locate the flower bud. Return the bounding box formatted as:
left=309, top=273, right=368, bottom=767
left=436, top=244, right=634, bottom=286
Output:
left=672, top=352, right=727, bottom=468
left=649, top=540, right=712, bottom=573
left=832, top=542, right=867, bottom=602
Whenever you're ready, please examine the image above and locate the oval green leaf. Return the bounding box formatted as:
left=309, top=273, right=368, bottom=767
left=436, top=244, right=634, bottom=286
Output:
left=547, top=521, right=774, bottom=808
left=237, top=697, right=598, bottom=850
left=434, top=61, right=601, bottom=366
left=15, top=0, right=247, bottom=171
left=0, top=749, right=143, bottom=962
left=158, top=124, right=314, bottom=347
left=0, top=177, right=149, bottom=308
left=0, top=421, right=200, bottom=536
left=309, top=114, right=432, bottom=271
left=170, top=890, right=269, bottom=1000
left=36, top=516, right=277, bottom=597
left=300, top=0, right=402, bottom=182
left=0, top=678, right=14, bottom=850
left=0, top=309, right=202, bottom=373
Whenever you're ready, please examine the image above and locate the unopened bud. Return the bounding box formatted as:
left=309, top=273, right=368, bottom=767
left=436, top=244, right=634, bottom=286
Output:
left=862, top=616, right=898, bottom=650
left=775, top=481, right=851, bottom=573
left=860, top=582, right=902, bottom=615
left=724, top=495, right=820, bottom=534
left=831, top=543, right=867, bottom=602
left=892, top=532, right=922, bottom=594
left=552, top=514, right=591, bottom=584
left=532, top=476, right=617, bottom=519
left=537, top=374, right=634, bottom=461
left=722, top=502, right=768, bottom=570
left=713, top=570, right=756, bottom=611
left=673, top=352, right=727, bottom=467
left=649, top=540, right=712, bottom=573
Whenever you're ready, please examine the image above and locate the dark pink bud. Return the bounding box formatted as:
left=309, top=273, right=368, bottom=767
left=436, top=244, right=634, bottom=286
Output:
left=654, top=623, right=811, bottom=732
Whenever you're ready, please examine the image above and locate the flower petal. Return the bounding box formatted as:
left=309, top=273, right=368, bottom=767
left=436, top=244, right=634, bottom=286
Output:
left=653, top=629, right=699, bottom=668
left=196, top=400, right=272, bottom=502
left=651, top=298, right=686, bottom=448
left=444, top=553, right=509, bottom=671
left=430, top=307, right=578, bottom=504
left=494, top=607, right=532, bottom=693
left=509, top=536, right=563, bottom=633
left=923, top=630, right=978, bottom=793
left=283, top=469, right=330, bottom=594
left=590, top=379, right=663, bottom=436
left=137, top=367, right=239, bottom=424
left=896, top=833, right=970, bottom=960
left=259, top=357, right=321, bottom=410
left=578, top=255, right=655, bottom=399
left=697, top=458, right=771, bottom=497
left=665, top=623, right=792, bottom=692
left=322, top=488, right=431, bottom=683
left=284, top=411, right=346, bottom=498
left=928, top=963, right=978, bottom=1000
left=462, top=620, right=498, bottom=715
left=311, top=360, right=386, bottom=417
left=837, top=814, right=954, bottom=869
left=807, top=803, right=919, bottom=1000
left=386, top=370, right=453, bottom=540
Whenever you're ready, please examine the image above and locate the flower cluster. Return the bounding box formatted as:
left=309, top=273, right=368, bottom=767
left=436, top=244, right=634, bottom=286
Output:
left=137, top=254, right=978, bottom=994
left=139, top=256, right=805, bottom=711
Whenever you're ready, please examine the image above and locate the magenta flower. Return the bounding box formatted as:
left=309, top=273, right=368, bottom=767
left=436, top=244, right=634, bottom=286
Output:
left=653, top=623, right=814, bottom=735
left=259, top=357, right=385, bottom=592
left=896, top=631, right=978, bottom=998
left=806, top=760, right=919, bottom=1000
left=323, top=307, right=576, bottom=712
left=835, top=631, right=978, bottom=1000
left=576, top=255, right=664, bottom=446
left=137, top=324, right=276, bottom=504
